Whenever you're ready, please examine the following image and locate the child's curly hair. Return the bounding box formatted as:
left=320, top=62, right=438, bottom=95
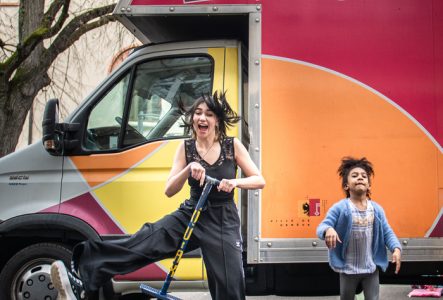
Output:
left=338, top=157, right=374, bottom=198
left=180, top=91, right=240, bottom=140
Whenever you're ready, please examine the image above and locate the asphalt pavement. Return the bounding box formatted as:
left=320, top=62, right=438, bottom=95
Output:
left=172, top=285, right=421, bottom=299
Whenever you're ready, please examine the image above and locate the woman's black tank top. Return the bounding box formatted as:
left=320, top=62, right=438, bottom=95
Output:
left=185, top=137, right=237, bottom=202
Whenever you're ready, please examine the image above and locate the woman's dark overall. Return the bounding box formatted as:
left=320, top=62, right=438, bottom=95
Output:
left=72, top=137, right=245, bottom=300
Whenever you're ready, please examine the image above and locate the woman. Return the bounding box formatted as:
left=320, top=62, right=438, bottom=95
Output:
left=51, top=91, right=265, bottom=300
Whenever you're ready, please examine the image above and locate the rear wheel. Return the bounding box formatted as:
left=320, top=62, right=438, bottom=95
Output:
left=0, top=243, right=72, bottom=300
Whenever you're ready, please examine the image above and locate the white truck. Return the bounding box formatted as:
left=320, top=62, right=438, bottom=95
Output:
left=0, top=0, right=442, bottom=299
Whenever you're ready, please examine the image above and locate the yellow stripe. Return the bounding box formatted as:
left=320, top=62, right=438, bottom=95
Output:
left=224, top=46, right=240, bottom=138
left=95, top=140, right=188, bottom=233
left=208, top=48, right=225, bottom=94
left=158, top=258, right=203, bottom=280
left=208, top=46, right=239, bottom=137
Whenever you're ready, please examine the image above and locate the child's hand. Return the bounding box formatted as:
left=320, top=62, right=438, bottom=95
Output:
left=392, top=248, right=401, bottom=274
left=324, top=227, right=342, bottom=249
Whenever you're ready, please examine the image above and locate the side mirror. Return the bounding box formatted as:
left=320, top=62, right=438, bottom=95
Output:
left=42, top=98, right=62, bottom=155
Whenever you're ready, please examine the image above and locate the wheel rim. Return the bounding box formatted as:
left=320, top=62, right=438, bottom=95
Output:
left=11, top=258, right=57, bottom=300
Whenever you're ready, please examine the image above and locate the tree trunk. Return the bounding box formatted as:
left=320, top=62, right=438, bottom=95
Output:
left=0, top=92, right=33, bottom=157
left=0, top=71, right=50, bottom=157
left=0, top=1, right=116, bottom=158
left=0, top=0, right=48, bottom=157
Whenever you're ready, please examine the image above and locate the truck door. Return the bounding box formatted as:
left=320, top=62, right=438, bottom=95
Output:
left=59, top=41, right=240, bottom=284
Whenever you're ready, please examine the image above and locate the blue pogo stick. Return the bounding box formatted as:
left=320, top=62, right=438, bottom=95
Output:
left=140, top=175, right=220, bottom=300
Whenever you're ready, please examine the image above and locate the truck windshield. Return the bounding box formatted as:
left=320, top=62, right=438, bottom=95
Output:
left=85, top=55, right=213, bottom=151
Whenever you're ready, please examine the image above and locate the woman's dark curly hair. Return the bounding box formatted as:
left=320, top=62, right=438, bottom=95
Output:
left=338, top=156, right=374, bottom=198
left=180, top=91, right=241, bottom=140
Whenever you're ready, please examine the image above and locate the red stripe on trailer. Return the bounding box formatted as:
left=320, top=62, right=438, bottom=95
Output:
left=262, top=0, right=443, bottom=148
left=42, top=192, right=124, bottom=234
left=131, top=0, right=260, bottom=5
left=114, top=264, right=167, bottom=280
left=429, top=215, right=443, bottom=237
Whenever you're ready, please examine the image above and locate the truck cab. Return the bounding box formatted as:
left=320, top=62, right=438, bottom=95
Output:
left=0, top=38, right=247, bottom=299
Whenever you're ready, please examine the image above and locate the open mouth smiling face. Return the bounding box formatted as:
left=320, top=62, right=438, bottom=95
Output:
left=192, top=102, right=218, bottom=137
left=198, top=124, right=209, bottom=133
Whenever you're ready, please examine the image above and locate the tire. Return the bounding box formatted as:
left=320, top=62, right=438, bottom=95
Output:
left=0, top=243, right=72, bottom=300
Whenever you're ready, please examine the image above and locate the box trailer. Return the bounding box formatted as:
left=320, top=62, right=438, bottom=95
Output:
left=0, top=0, right=442, bottom=298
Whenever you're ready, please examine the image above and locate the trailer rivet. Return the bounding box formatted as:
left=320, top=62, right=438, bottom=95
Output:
left=255, top=18, right=260, bottom=23
left=120, top=7, right=126, bottom=12
left=255, top=147, right=259, bottom=152
left=402, top=240, right=408, bottom=245
left=260, top=258, right=263, bottom=262
left=213, top=6, right=218, bottom=11
left=254, top=191, right=259, bottom=196
left=126, top=7, right=131, bottom=12
left=267, top=242, right=272, bottom=247
left=256, top=5, right=261, bottom=11
left=255, top=103, right=259, bottom=108
left=254, top=236, right=259, bottom=242
left=312, top=241, right=317, bottom=247
left=169, top=7, right=175, bottom=12
left=254, top=60, right=260, bottom=65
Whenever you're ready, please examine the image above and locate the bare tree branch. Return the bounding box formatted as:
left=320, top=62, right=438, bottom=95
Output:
left=66, top=15, right=117, bottom=50
left=43, top=0, right=71, bottom=39
left=0, top=13, right=18, bottom=62
left=0, top=46, right=15, bottom=58
left=2, top=28, right=49, bottom=81
left=43, top=0, right=67, bottom=25
left=6, top=4, right=116, bottom=87
left=5, top=0, right=68, bottom=75
left=44, top=5, right=116, bottom=67
left=17, top=1, right=25, bottom=41
left=0, top=0, right=133, bottom=156
left=3, top=1, right=115, bottom=83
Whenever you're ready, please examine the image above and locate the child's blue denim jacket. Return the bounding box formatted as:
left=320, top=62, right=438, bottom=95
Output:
left=316, top=198, right=402, bottom=272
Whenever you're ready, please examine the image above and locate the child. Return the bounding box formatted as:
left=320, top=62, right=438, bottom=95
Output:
left=316, top=157, right=401, bottom=300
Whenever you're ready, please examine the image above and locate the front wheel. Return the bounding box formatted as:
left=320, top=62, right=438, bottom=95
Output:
left=0, top=243, right=72, bottom=300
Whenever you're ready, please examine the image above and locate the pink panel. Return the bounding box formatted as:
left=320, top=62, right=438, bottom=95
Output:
left=42, top=193, right=124, bottom=234
left=114, top=264, right=167, bottom=281
left=429, top=215, right=443, bottom=237
left=262, top=0, right=442, bottom=147
left=131, top=0, right=260, bottom=5
left=43, top=196, right=168, bottom=280
left=434, top=0, right=443, bottom=145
